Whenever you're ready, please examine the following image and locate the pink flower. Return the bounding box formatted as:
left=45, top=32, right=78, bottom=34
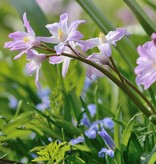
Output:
left=135, top=37, right=156, bottom=89
left=39, top=13, right=85, bottom=54
left=26, top=50, right=46, bottom=88
left=4, top=12, right=41, bottom=59
left=79, top=28, right=129, bottom=57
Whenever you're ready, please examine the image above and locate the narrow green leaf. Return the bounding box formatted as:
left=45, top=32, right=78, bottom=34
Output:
left=121, top=113, right=142, bottom=152
left=114, top=107, right=122, bottom=150
left=65, top=155, right=85, bottom=164
left=69, top=90, right=82, bottom=120
left=147, top=152, right=156, bottom=164
left=106, top=155, right=117, bottom=164
left=144, top=0, right=156, bottom=11
left=123, top=0, right=156, bottom=36
left=76, top=0, right=114, bottom=33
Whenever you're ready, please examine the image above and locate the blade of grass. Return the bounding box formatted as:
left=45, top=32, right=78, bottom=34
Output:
left=123, top=0, right=156, bottom=36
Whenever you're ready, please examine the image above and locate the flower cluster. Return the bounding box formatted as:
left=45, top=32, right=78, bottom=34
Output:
left=5, top=12, right=128, bottom=88
left=135, top=33, right=156, bottom=89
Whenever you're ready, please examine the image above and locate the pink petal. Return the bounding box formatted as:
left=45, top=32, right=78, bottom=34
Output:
left=23, top=12, right=35, bottom=36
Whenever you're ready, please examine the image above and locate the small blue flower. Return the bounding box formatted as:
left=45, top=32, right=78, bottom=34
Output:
left=98, top=128, right=115, bottom=151
left=85, top=129, right=97, bottom=139
left=98, top=147, right=114, bottom=158
left=70, top=136, right=84, bottom=145
left=87, top=104, right=96, bottom=117
left=80, top=104, right=97, bottom=127
left=102, top=117, right=114, bottom=130
left=8, top=95, right=18, bottom=108
left=36, top=87, right=50, bottom=110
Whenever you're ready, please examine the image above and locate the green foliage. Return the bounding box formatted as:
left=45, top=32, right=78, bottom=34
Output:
left=0, top=0, right=156, bottom=163
left=31, top=141, right=70, bottom=163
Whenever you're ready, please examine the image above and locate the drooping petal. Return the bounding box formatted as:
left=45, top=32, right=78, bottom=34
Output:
left=23, top=12, right=35, bottom=36
left=62, top=57, right=71, bottom=77
left=14, top=49, right=29, bottom=60
left=35, top=67, right=41, bottom=88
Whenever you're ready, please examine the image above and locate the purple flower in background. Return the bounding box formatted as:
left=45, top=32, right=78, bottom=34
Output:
left=26, top=50, right=46, bottom=88
left=103, top=117, right=114, bottom=130
left=80, top=104, right=97, bottom=127
left=70, top=136, right=84, bottom=145
left=36, top=87, right=50, bottom=110
left=85, top=129, right=97, bottom=139
left=98, top=147, right=114, bottom=158
left=98, top=128, right=115, bottom=151
left=135, top=36, right=156, bottom=89
left=40, top=13, right=85, bottom=54
left=4, top=12, right=41, bottom=59
left=79, top=28, right=129, bottom=57
left=8, top=95, right=18, bottom=108
left=84, top=118, right=114, bottom=139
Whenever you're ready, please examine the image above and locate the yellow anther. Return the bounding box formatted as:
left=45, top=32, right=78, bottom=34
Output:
left=99, top=32, right=106, bottom=44
left=23, top=36, right=30, bottom=43
left=58, top=28, right=64, bottom=41
left=153, top=63, right=156, bottom=68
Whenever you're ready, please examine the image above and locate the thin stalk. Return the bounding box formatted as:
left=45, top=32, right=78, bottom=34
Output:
left=43, top=46, right=155, bottom=123
left=109, top=64, right=156, bottom=114
left=109, top=57, right=124, bottom=83
left=67, top=44, right=87, bottom=59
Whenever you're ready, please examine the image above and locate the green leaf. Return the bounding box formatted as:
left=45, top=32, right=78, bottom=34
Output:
left=114, top=148, right=122, bottom=164
left=65, top=155, right=85, bottom=164
left=147, top=152, right=156, bottom=164
left=114, top=106, right=122, bottom=150
left=76, top=0, right=114, bottom=33
left=123, top=0, right=156, bottom=36
left=121, top=113, right=141, bottom=152
left=106, top=155, right=117, bottom=164
left=32, top=141, right=70, bottom=163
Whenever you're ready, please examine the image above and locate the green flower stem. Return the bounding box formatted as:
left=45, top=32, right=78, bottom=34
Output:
left=109, top=57, right=124, bottom=83
left=42, top=46, right=155, bottom=123
left=108, top=63, right=156, bottom=115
